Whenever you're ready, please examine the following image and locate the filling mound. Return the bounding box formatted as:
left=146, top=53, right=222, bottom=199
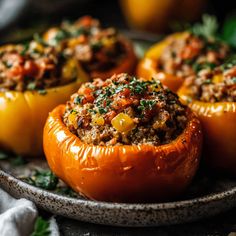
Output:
left=63, top=74, right=187, bottom=146
left=158, top=32, right=230, bottom=80
left=43, top=16, right=127, bottom=74
left=0, top=42, right=78, bottom=92
left=184, top=56, right=236, bottom=102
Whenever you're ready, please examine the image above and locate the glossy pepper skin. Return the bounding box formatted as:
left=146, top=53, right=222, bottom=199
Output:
left=137, top=33, right=185, bottom=92
left=0, top=70, right=89, bottom=157
left=178, top=86, right=236, bottom=175
left=43, top=105, right=202, bottom=203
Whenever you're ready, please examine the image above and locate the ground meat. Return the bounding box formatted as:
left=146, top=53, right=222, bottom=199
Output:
left=184, top=57, right=236, bottom=102
left=0, top=42, right=77, bottom=92
left=63, top=73, right=188, bottom=146
left=44, top=16, right=127, bottom=74
left=158, top=32, right=230, bottom=79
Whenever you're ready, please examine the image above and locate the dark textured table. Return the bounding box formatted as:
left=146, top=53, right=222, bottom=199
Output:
left=55, top=208, right=236, bottom=236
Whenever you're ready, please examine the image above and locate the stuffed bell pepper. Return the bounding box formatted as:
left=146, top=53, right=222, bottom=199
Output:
left=44, top=73, right=202, bottom=203
left=137, top=31, right=230, bottom=92
left=43, top=16, right=137, bottom=80
left=178, top=56, right=236, bottom=175
left=0, top=41, right=88, bottom=156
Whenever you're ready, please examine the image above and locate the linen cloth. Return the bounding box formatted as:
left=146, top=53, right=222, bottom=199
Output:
left=0, top=188, right=59, bottom=236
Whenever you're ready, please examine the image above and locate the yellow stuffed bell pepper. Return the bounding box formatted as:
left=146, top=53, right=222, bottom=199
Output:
left=137, top=32, right=230, bottom=92
left=137, top=33, right=187, bottom=92
left=177, top=61, right=236, bottom=175
left=0, top=43, right=89, bottom=156
left=43, top=16, right=137, bottom=80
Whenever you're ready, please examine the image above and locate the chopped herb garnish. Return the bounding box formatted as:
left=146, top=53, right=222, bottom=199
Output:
left=232, top=77, right=236, bottom=83
left=75, top=27, right=86, bottom=35
left=53, top=29, right=70, bottom=44
left=33, top=33, right=47, bottom=46
left=3, top=60, right=12, bottom=68
left=70, top=109, right=78, bottom=114
left=27, top=170, right=58, bottom=190
left=169, top=100, right=177, bottom=104
left=203, top=79, right=212, bottom=84
left=193, top=62, right=216, bottom=73
left=20, top=43, right=30, bottom=56
left=27, top=82, right=37, bottom=90
left=38, top=89, right=47, bottom=95
left=88, top=109, right=97, bottom=114
left=138, top=99, right=157, bottom=111
left=74, top=96, right=83, bottom=104
left=98, top=107, right=107, bottom=114
left=129, top=78, right=148, bottom=95
left=221, top=55, right=236, bottom=70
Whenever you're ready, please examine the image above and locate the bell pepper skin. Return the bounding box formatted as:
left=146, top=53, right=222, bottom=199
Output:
left=43, top=105, right=202, bottom=203
left=178, top=86, right=236, bottom=175
left=137, top=58, right=183, bottom=92
left=0, top=71, right=89, bottom=156
left=137, top=33, right=187, bottom=92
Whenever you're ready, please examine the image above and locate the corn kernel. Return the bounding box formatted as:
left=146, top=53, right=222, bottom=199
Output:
left=101, top=37, right=116, bottom=48
left=111, top=113, right=135, bottom=132
left=212, top=74, right=223, bottom=84
left=92, top=115, right=105, bottom=126
left=68, top=112, right=78, bottom=128
left=29, top=41, right=44, bottom=53
left=62, top=59, right=78, bottom=82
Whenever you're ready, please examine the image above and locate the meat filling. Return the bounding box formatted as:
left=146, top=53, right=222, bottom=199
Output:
left=158, top=32, right=230, bottom=80
left=184, top=57, right=236, bottom=103
left=0, top=42, right=78, bottom=92
left=44, top=16, right=127, bottom=74
left=63, top=74, right=188, bottom=146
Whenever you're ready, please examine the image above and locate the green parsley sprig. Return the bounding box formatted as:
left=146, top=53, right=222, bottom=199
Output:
left=31, top=217, right=50, bottom=236
left=190, top=14, right=218, bottom=38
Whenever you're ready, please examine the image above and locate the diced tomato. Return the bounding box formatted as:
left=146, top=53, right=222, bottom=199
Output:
left=83, top=94, right=95, bottom=104
left=104, top=110, right=117, bottom=124
left=77, top=16, right=93, bottom=27
left=24, top=61, right=40, bottom=77
left=7, top=66, right=24, bottom=80
left=112, top=98, right=132, bottom=111
left=119, top=88, right=130, bottom=97
left=181, top=39, right=202, bottom=60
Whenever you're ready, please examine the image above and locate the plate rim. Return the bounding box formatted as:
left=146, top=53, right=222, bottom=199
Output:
left=1, top=168, right=236, bottom=210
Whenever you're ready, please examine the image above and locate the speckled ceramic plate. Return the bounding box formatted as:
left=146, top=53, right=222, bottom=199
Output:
left=1, top=35, right=236, bottom=227
left=1, top=156, right=236, bottom=227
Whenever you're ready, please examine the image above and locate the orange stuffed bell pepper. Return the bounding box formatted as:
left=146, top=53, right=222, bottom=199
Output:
left=44, top=74, right=202, bottom=203
left=0, top=42, right=89, bottom=156
left=137, top=31, right=230, bottom=92
left=178, top=58, right=236, bottom=175
left=43, top=16, right=137, bottom=80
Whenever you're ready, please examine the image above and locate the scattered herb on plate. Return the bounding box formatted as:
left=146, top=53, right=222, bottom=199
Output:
left=26, top=170, right=59, bottom=190
left=10, top=155, right=27, bottom=166
left=0, top=151, right=8, bottom=160
left=31, top=217, right=50, bottom=236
